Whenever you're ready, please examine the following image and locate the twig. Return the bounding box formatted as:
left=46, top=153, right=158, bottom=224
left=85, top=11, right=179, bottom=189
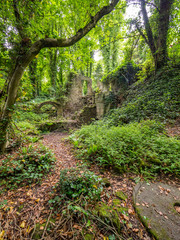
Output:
left=41, top=209, right=52, bottom=239
left=90, top=214, right=123, bottom=239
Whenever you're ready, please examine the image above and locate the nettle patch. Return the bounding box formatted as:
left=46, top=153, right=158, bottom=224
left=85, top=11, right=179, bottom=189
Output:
left=0, top=144, right=55, bottom=190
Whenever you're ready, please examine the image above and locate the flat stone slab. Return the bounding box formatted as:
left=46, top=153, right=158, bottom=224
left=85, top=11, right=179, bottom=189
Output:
left=133, top=182, right=180, bottom=240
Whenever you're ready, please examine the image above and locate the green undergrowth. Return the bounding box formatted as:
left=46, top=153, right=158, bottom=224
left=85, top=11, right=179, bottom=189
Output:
left=102, top=65, right=180, bottom=126
left=49, top=167, right=104, bottom=210
left=12, top=97, right=59, bottom=135
left=47, top=168, right=123, bottom=239
left=0, top=144, right=55, bottom=190
left=70, top=120, right=180, bottom=176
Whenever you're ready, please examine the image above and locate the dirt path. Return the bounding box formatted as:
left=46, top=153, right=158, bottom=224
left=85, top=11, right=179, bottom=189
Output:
left=42, top=132, right=77, bottom=169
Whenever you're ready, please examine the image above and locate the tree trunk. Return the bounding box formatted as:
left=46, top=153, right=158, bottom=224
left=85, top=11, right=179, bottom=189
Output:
left=49, top=49, right=58, bottom=96
left=156, top=0, right=174, bottom=69
left=0, top=43, right=41, bottom=152
left=139, top=0, right=174, bottom=70
left=29, top=58, right=38, bottom=98
left=0, top=63, right=27, bottom=152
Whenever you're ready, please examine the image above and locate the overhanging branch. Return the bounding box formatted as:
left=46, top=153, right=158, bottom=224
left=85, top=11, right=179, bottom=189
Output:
left=33, top=0, right=120, bottom=50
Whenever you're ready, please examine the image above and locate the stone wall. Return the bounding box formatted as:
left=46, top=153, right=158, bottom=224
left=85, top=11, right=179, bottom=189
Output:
left=62, top=74, right=96, bottom=123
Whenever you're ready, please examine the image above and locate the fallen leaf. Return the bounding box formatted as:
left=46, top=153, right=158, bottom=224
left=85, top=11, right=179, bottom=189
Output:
left=127, top=223, right=133, bottom=229
left=174, top=206, right=180, bottom=213
left=122, top=214, right=129, bottom=221
left=128, top=209, right=134, bottom=214
left=103, top=237, right=109, bottom=240
left=20, top=221, right=26, bottom=228
left=133, top=228, right=139, bottom=232
left=0, top=230, right=5, bottom=239
left=136, top=203, right=140, bottom=206
left=73, top=224, right=81, bottom=229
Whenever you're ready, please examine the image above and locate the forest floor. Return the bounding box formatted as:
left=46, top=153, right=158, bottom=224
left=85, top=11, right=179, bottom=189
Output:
left=0, top=131, right=179, bottom=240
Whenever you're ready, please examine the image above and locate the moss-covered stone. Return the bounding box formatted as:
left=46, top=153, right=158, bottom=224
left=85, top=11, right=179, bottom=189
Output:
left=95, top=203, right=121, bottom=233
left=133, top=182, right=180, bottom=240
left=102, top=178, right=111, bottom=187
left=116, top=207, right=128, bottom=214
left=112, top=199, right=121, bottom=206
left=115, top=191, right=127, bottom=201
left=84, top=233, right=94, bottom=240
left=112, top=199, right=128, bottom=214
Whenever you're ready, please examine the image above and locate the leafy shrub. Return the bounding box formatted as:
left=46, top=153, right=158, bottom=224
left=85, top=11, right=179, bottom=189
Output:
left=0, top=144, right=55, bottom=189
left=70, top=120, right=180, bottom=176
left=56, top=168, right=104, bottom=201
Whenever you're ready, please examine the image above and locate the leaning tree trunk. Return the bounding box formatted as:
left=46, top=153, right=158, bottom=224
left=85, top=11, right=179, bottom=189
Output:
left=0, top=63, right=25, bottom=152
left=0, top=43, right=41, bottom=152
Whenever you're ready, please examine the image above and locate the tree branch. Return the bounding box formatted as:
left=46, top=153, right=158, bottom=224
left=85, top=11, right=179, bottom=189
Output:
left=135, top=21, right=149, bottom=45
left=39, top=0, right=120, bottom=49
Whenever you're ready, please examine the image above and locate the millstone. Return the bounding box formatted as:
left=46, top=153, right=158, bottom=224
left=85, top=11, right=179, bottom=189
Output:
left=133, top=182, right=180, bottom=240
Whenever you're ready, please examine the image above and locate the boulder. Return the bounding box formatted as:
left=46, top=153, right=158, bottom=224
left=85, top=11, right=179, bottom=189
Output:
left=133, top=182, right=180, bottom=240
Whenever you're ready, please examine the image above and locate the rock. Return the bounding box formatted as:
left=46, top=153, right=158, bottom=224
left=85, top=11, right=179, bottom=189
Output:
left=115, top=191, right=127, bottom=201
left=95, top=203, right=121, bottom=233
left=133, top=182, right=180, bottom=240
left=102, top=178, right=111, bottom=187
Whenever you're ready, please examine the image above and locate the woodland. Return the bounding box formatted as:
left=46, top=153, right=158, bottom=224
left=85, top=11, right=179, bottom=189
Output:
left=0, top=0, right=180, bottom=239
